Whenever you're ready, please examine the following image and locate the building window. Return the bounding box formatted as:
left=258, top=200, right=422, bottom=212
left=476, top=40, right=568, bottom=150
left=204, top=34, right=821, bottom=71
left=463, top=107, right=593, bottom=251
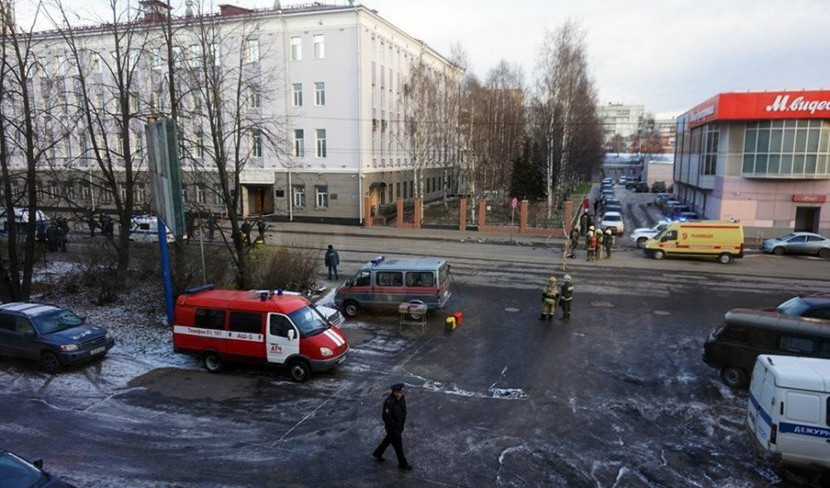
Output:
left=197, top=186, right=206, bottom=204
left=92, top=54, right=103, bottom=73
left=152, top=47, right=162, bottom=70
left=251, top=129, right=262, bottom=158
left=702, top=125, right=719, bottom=176
left=315, top=185, right=328, bottom=208
left=313, top=34, right=325, bottom=59
left=293, top=185, right=305, bottom=207
left=315, top=129, right=326, bottom=158
left=211, top=42, right=221, bottom=66
left=134, top=183, right=146, bottom=203
left=742, top=120, right=830, bottom=177
left=214, top=184, right=224, bottom=205
left=314, top=82, right=325, bottom=106
left=291, top=37, right=302, bottom=61
left=245, top=39, right=260, bottom=63
left=249, top=87, right=261, bottom=109
left=81, top=183, right=91, bottom=202
left=195, top=131, right=204, bottom=158
left=292, top=83, right=303, bottom=107
left=294, top=129, right=304, bottom=157
left=189, top=44, right=202, bottom=67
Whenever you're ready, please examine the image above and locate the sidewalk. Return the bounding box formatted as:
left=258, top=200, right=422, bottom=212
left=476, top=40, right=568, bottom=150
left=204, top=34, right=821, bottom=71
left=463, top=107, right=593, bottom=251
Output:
left=273, top=221, right=562, bottom=247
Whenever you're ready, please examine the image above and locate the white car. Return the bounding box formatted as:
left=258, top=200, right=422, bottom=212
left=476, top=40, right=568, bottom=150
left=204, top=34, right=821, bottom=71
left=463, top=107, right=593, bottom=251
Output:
left=600, top=211, right=624, bottom=235
left=630, top=221, right=670, bottom=248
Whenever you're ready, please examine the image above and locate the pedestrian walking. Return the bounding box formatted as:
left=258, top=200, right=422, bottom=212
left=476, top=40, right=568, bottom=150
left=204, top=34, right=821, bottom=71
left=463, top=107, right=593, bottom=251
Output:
left=559, top=274, right=574, bottom=320
left=324, top=244, right=340, bottom=280
left=604, top=229, right=614, bottom=259
left=372, top=383, right=413, bottom=470
left=207, top=214, right=217, bottom=241
left=539, top=276, right=559, bottom=321
left=240, top=220, right=252, bottom=247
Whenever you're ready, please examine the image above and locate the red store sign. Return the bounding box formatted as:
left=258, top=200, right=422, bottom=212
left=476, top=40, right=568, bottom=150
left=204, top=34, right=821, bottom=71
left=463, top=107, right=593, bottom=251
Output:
left=792, top=194, right=828, bottom=203
left=688, top=90, right=830, bottom=129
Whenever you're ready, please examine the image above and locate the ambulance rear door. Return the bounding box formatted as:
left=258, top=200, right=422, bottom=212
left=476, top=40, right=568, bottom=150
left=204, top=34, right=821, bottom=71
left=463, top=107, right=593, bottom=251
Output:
left=266, top=313, right=300, bottom=365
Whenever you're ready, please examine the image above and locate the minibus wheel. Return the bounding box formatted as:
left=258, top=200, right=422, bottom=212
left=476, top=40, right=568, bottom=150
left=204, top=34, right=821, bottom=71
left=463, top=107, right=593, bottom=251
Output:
left=721, top=366, right=747, bottom=388
left=288, top=359, right=310, bottom=382
left=652, top=250, right=665, bottom=260
left=343, top=300, right=361, bottom=318
left=203, top=352, right=224, bottom=373
left=718, top=253, right=732, bottom=264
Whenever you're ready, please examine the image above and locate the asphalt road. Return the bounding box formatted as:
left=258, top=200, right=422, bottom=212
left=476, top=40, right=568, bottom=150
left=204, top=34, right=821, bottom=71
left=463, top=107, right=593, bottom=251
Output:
left=1, top=187, right=830, bottom=487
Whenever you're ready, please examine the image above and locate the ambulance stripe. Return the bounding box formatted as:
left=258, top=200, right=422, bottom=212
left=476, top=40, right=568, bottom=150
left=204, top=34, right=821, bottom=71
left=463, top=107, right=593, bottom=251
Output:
left=324, top=329, right=344, bottom=347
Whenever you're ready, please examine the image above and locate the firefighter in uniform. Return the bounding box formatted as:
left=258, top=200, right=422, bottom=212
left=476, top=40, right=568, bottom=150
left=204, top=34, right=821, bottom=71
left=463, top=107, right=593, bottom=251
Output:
left=568, top=226, right=580, bottom=258
left=559, top=274, right=574, bottom=320
left=604, top=228, right=614, bottom=259
left=585, top=228, right=595, bottom=262
left=595, top=229, right=605, bottom=260
left=539, top=276, right=560, bottom=321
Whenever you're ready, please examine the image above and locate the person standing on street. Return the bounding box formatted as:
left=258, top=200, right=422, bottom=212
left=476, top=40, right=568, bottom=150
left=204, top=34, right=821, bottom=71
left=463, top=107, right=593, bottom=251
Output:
left=586, top=230, right=596, bottom=262
left=373, top=383, right=413, bottom=470
left=560, top=274, right=574, bottom=320
left=240, top=220, right=252, bottom=247
left=207, top=214, right=217, bottom=241
left=604, top=229, right=614, bottom=260
left=324, top=244, right=340, bottom=280
left=569, top=226, right=580, bottom=259
left=539, top=276, right=559, bottom=321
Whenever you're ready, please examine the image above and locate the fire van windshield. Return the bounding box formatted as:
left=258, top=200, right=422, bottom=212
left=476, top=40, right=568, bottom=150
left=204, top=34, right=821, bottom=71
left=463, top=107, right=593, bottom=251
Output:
left=289, top=306, right=329, bottom=338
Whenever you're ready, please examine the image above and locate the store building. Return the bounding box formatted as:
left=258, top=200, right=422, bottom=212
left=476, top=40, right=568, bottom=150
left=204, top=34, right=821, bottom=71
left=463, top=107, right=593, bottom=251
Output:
left=674, top=90, right=830, bottom=234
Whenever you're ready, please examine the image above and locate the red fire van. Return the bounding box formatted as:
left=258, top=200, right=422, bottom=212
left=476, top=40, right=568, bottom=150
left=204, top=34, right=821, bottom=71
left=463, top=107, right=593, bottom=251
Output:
left=172, top=286, right=349, bottom=382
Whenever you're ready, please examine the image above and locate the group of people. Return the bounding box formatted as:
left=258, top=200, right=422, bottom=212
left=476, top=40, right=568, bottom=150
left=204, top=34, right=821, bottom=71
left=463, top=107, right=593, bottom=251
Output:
left=568, top=210, right=614, bottom=261
left=240, top=218, right=269, bottom=247
left=540, top=274, right=575, bottom=321
left=86, top=213, right=114, bottom=238
left=42, top=217, right=70, bottom=252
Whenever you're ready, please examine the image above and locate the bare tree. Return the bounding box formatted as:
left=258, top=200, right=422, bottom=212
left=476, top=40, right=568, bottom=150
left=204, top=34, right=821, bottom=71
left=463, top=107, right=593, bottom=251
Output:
left=172, top=3, right=286, bottom=289
left=532, top=21, right=601, bottom=217
left=48, top=0, right=152, bottom=283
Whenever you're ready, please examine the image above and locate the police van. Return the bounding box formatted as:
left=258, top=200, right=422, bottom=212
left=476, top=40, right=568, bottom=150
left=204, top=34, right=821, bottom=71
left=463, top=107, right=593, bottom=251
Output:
left=129, top=214, right=176, bottom=243
left=747, top=354, right=830, bottom=469
left=334, top=255, right=451, bottom=317
left=172, top=286, right=349, bottom=382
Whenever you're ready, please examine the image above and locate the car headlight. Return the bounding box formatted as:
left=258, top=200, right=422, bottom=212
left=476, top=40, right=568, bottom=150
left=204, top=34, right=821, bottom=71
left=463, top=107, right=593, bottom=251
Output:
left=320, top=347, right=333, bottom=357
left=105, top=331, right=112, bottom=340
left=60, top=344, right=79, bottom=352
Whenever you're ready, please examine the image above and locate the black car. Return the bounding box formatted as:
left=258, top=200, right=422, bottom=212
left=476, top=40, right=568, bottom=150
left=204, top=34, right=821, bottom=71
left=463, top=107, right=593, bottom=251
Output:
left=0, top=449, right=76, bottom=488
left=651, top=181, right=667, bottom=193
left=635, top=182, right=649, bottom=192
left=0, top=302, right=115, bottom=373
left=775, top=294, right=830, bottom=320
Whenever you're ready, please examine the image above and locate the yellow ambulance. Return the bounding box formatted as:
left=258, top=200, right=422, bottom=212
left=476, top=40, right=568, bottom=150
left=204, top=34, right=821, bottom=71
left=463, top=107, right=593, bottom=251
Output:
left=644, top=220, right=744, bottom=264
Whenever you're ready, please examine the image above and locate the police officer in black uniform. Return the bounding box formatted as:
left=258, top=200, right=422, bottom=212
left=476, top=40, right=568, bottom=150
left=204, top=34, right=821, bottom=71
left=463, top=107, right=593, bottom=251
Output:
left=372, top=383, right=413, bottom=470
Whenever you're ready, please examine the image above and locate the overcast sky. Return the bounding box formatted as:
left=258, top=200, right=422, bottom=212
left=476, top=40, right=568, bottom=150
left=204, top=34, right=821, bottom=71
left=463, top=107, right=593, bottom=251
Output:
left=19, top=0, right=830, bottom=118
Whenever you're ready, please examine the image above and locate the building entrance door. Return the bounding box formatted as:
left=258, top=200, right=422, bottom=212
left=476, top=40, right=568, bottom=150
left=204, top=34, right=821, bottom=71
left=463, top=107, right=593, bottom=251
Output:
left=794, top=206, right=820, bottom=232
left=246, top=185, right=274, bottom=215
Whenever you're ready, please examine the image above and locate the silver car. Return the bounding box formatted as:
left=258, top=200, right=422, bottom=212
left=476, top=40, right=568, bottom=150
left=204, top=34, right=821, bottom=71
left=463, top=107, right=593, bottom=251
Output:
left=630, top=221, right=670, bottom=248
left=762, top=232, right=830, bottom=258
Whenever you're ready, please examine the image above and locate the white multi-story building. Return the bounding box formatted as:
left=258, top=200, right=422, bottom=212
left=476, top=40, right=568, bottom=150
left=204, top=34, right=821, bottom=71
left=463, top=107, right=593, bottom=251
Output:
left=597, top=103, right=644, bottom=146
left=5, top=1, right=463, bottom=224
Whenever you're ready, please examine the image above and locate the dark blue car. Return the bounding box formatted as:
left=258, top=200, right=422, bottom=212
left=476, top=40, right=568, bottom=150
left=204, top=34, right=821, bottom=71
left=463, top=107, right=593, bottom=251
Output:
left=0, top=449, right=76, bottom=487
left=0, top=302, right=115, bottom=373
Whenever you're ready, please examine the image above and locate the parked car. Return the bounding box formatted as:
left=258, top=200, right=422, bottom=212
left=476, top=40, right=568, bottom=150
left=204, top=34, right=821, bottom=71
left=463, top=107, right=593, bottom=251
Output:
left=600, top=211, right=624, bottom=235
left=635, top=182, right=649, bottom=192
left=761, top=231, right=830, bottom=258
left=653, top=193, right=672, bottom=206
left=0, top=448, right=76, bottom=488
left=674, top=211, right=700, bottom=222
left=651, top=181, right=667, bottom=193
left=603, top=203, right=623, bottom=215
left=774, top=293, right=830, bottom=320
left=630, top=221, right=671, bottom=248
left=0, top=302, right=115, bottom=373
left=625, top=180, right=638, bottom=190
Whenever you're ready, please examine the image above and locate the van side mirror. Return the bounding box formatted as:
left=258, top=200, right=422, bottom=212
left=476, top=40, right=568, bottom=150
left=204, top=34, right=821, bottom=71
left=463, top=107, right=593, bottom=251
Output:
left=287, top=329, right=295, bottom=341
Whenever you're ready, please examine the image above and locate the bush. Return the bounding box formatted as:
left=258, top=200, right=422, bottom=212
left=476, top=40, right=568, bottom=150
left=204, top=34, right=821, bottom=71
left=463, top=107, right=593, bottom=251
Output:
left=249, top=239, right=323, bottom=293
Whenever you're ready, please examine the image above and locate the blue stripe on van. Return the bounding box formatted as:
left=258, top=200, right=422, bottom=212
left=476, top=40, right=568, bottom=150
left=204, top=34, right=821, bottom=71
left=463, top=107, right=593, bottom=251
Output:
left=749, top=391, right=773, bottom=426
left=779, top=422, right=830, bottom=439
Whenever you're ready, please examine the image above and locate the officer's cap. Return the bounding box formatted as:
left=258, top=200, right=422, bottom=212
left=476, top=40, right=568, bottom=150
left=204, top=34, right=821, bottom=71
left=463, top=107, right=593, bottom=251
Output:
left=390, top=383, right=405, bottom=391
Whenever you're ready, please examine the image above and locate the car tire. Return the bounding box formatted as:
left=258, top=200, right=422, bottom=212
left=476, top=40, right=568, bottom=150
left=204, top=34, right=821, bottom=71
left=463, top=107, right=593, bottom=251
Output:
left=288, top=359, right=310, bottom=382
left=653, top=249, right=665, bottom=260
left=203, top=352, right=223, bottom=373
left=819, top=248, right=830, bottom=259
left=718, top=253, right=732, bottom=264
left=343, top=300, right=361, bottom=318
left=721, top=366, right=748, bottom=388
left=772, top=246, right=785, bottom=256
left=40, top=351, right=61, bottom=374
left=636, top=237, right=648, bottom=249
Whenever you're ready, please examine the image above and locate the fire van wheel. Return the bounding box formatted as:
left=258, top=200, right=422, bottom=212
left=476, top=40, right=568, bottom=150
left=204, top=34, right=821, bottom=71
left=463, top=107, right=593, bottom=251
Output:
left=40, top=352, right=61, bottom=374
left=721, top=366, right=748, bottom=388
left=636, top=237, right=648, bottom=248
left=718, top=253, right=732, bottom=264
left=288, top=359, right=311, bottom=383
left=203, top=352, right=224, bottom=373
left=343, top=301, right=361, bottom=318
left=652, top=249, right=665, bottom=260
